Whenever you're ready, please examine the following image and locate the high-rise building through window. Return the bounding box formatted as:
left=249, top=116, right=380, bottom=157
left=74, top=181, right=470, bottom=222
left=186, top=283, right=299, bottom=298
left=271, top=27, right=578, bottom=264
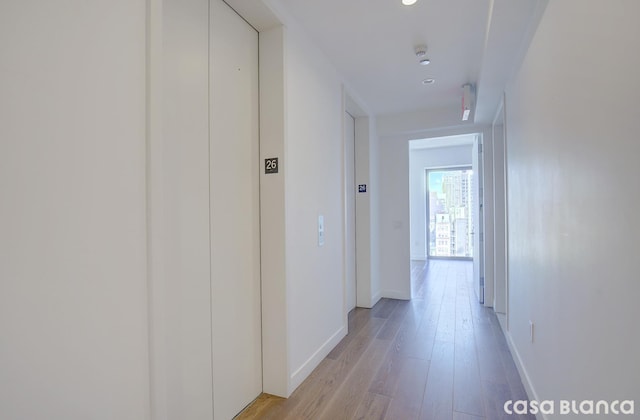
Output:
left=427, top=168, right=474, bottom=258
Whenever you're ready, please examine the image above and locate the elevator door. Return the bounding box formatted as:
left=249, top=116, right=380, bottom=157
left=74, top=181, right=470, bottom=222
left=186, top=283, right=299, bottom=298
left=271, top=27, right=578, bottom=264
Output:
left=210, top=1, right=261, bottom=418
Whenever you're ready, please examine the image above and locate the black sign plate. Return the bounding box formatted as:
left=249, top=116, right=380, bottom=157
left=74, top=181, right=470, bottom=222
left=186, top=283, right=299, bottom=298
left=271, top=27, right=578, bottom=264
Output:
left=265, top=158, right=279, bottom=174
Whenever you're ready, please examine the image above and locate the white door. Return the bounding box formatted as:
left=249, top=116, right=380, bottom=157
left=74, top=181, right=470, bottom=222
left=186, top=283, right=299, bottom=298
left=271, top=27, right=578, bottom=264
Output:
left=344, top=112, right=357, bottom=312
left=210, top=1, right=261, bottom=418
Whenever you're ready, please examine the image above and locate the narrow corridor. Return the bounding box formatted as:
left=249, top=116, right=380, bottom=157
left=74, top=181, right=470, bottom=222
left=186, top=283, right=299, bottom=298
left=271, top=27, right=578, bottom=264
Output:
left=237, top=260, right=533, bottom=419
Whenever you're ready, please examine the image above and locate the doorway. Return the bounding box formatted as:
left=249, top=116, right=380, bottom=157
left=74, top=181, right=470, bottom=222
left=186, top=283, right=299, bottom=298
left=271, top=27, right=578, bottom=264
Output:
left=408, top=134, right=481, bottom=300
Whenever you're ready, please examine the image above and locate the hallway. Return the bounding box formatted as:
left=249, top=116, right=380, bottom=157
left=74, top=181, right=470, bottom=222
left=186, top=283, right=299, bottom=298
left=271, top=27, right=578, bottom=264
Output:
left=237, top=260, right=533, bottom=419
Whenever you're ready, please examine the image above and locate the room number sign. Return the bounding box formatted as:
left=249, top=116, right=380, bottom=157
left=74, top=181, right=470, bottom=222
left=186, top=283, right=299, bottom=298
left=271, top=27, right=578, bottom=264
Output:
left=265, top=158, right=279, bottom=174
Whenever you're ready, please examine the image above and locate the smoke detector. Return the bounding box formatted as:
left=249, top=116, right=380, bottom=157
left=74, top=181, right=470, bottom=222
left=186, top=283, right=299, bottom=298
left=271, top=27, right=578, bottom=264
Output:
left=414, top=45, right=430, bottom=65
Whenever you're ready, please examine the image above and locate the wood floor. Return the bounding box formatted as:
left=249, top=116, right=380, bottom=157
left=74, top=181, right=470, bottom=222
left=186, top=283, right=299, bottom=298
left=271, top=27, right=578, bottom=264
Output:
left=236, top=260, right=533, bottom=420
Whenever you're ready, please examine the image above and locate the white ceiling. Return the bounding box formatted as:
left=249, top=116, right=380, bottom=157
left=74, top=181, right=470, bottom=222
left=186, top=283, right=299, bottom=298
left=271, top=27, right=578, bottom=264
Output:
left=279, top=0, right=491, bottom=117
left=228, top=0, right=542, bottom=125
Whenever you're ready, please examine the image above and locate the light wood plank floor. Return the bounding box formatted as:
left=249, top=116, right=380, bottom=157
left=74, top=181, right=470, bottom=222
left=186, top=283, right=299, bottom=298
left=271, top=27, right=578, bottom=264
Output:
left=236, top=260, right=534, bottom=419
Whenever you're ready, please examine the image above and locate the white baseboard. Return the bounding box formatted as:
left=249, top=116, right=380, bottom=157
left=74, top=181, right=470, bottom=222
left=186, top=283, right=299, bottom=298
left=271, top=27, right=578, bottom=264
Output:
left=371, top=290, right=382, bottom=307
left=288, top=325, right=346, bottom=394
left=357, top=290, right=382, bottom=309
left=380, top=289, right=411, bottom=300
left=500, top=325, right=545, bottom=420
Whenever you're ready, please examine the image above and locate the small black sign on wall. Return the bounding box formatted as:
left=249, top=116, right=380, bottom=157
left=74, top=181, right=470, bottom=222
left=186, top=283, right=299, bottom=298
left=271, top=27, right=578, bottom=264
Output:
left=358, top=184, right=367, bottom=193
left=265, top=158, right=279, bottom=174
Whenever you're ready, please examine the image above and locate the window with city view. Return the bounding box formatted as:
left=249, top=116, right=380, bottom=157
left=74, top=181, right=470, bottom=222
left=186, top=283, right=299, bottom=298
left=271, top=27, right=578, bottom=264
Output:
left=427, top=168, right=474, bottom=258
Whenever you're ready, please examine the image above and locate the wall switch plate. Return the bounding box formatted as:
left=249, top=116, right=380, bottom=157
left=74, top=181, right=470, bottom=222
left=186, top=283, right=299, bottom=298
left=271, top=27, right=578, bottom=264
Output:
left=318, top=215, right=324, bottom=246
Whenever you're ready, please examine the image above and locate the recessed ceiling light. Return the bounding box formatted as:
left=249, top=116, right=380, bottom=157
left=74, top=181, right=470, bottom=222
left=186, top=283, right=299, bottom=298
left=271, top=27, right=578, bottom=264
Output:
left=422, top=78, right=435, bottom=85
left=419, top=58, right=431, bottom=65
left=402, top=0, right=417, bottom=5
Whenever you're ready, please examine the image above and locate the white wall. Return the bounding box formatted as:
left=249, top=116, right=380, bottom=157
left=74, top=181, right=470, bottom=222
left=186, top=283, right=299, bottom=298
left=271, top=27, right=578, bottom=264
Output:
left=258, top=4, right=349, bottom=395
left=409, top=145, right=473, bottom=260
left=354, top=116, right=382, bottom=308
left=378, top=136, right=411, bottom=299
left=504, top=0, right=640, bottom=413
left=369, top=124, right=382, bottom=306
left=285, top=20, right=347, bottom=392
left=482, top=135, right=494, bottom=307
left=377, top=107, right=465, bottom=138
left=147, top=0, right=214, bottom=418
left=354, top=116, right=371, bottom=307
left=259, top=25, right=289, bottom=397
left=344, top=112, right=357, bottom=311
left=492, top=117, right=507, bottom=314
left=0, top=1, right=150, bottom=419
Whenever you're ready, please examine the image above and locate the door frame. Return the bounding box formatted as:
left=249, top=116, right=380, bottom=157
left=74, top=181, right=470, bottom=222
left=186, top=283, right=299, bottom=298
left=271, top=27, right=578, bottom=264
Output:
left=344, top=111, right=357, bottom=313
left=492, top=97, right=508, bottom=318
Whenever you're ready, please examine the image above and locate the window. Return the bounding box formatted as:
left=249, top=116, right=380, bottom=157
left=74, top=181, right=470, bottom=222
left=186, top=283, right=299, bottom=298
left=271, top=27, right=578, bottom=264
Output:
left=427, top=168, right=474, bottom=258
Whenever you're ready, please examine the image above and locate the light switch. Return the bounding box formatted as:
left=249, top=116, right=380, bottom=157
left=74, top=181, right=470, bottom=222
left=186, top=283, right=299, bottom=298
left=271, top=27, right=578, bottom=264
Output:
left=318, top=215, right=325, bottom=247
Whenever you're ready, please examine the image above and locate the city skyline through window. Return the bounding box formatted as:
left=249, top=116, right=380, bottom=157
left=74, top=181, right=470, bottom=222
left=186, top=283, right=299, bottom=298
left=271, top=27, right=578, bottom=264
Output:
left=427, top=168, right=474, bottom=258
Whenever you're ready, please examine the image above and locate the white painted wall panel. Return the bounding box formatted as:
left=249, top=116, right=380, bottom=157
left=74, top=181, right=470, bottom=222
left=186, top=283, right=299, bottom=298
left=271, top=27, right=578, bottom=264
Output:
left=345, top=113, right=357, bottom=312
left=505, top=0, right=640, bottom=406
left=472, top=138, right=483, bottom=303
left=368, top=122, right=382, bottom=306
left=354, top=117, right=373, bottom=307
left=492, top=122, right=506, bottom=314
left=482, top=136, right=494, bottom=307
left=259, top=25, right=289, bottom=397
left=378, top=137, right=411, bottom=299
left=285, top=21, right=346, bottom=392
left=0, top=1, right=149, bottom=418
left=147, top=0, right=213, bottom=418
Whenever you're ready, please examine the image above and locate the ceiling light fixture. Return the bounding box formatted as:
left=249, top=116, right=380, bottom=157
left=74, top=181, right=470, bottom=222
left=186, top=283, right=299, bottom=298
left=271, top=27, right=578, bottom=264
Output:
left=422, top=78, right=435, bottom=85
left=402, top=0, right=417, bottom=5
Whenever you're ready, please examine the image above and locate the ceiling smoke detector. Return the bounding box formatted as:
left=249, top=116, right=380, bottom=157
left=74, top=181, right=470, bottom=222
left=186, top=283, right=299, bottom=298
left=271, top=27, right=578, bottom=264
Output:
left=415, top=45, right=430, bottom=65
